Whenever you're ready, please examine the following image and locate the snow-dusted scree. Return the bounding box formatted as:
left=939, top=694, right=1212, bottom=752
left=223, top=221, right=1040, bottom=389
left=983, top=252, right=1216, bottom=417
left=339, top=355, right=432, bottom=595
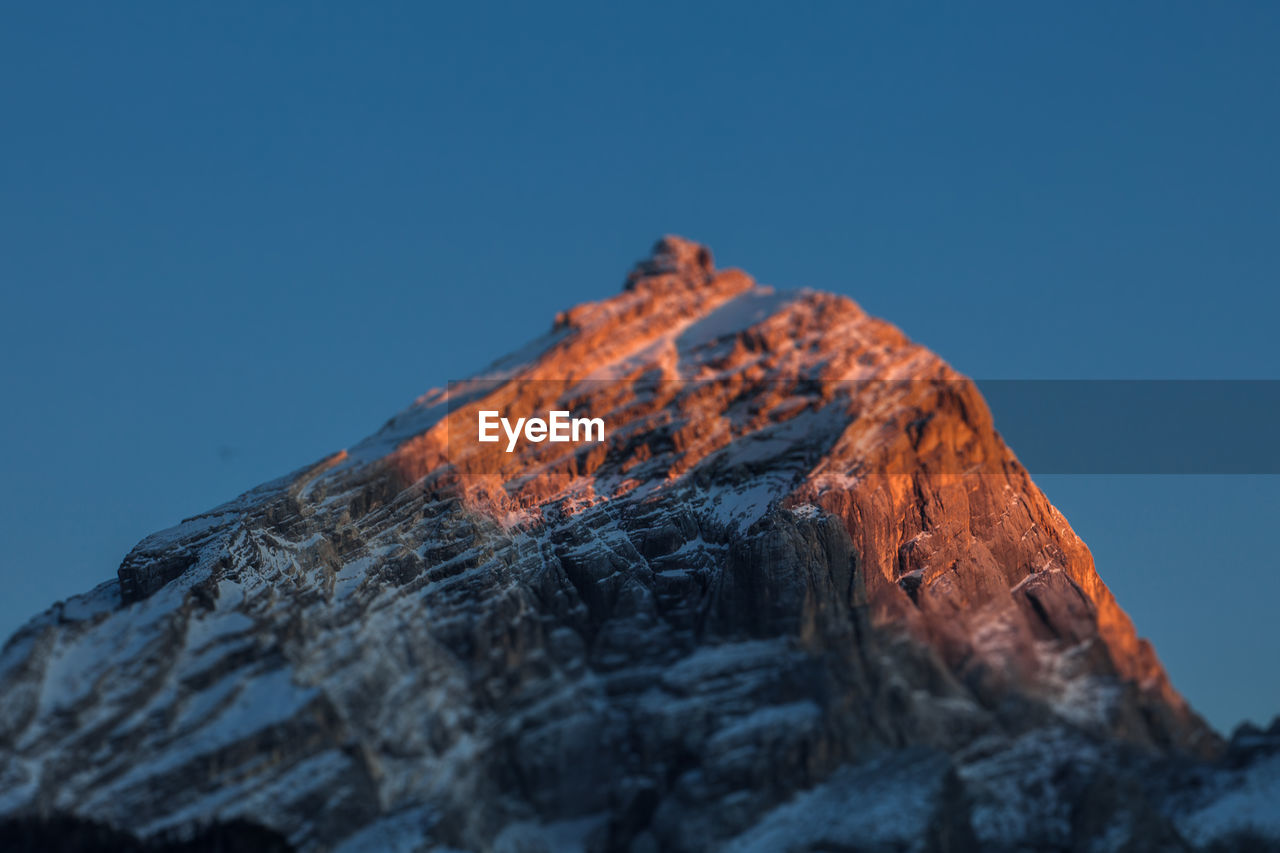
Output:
left=0, top=236, right=1276, bottom=852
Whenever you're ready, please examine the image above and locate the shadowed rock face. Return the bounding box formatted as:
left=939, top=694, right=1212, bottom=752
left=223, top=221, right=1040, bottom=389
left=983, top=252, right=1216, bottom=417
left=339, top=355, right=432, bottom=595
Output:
left=0, top=237, right=1273, bottom=852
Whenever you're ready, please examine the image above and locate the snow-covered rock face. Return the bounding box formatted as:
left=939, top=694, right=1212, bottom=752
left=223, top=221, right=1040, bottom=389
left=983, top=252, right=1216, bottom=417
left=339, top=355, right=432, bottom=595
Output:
left=0, top=236, right=1273, bottom=852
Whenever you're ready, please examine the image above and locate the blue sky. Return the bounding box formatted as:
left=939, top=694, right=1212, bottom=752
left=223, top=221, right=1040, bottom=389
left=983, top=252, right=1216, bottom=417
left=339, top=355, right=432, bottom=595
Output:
left=1, top=2, right=1276, bottom=733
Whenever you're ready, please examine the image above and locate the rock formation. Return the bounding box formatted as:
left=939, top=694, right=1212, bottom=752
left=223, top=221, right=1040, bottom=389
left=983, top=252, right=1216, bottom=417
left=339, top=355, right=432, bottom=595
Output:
left=0, top=237, right=1275, bottom=851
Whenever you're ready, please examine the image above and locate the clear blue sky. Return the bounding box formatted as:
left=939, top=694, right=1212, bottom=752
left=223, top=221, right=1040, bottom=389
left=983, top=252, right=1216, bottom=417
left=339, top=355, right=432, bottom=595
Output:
left=1, top=3, right=1276, bottom=733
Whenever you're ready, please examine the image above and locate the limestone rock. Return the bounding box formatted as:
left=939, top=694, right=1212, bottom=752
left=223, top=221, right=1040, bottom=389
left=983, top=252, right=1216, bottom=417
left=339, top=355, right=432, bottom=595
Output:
left=0, top=238, right=1271, bottom=852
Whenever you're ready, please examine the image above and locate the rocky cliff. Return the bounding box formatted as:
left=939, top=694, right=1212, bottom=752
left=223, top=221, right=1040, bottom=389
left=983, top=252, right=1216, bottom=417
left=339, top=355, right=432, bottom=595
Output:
left=0, top=237, right=1275, bottom=852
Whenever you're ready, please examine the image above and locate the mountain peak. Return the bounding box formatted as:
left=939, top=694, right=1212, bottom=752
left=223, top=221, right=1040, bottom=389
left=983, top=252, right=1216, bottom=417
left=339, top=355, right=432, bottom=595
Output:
left=0, top=237, right=1259, bottom=852
left=624, top=234, right=715, bottom=290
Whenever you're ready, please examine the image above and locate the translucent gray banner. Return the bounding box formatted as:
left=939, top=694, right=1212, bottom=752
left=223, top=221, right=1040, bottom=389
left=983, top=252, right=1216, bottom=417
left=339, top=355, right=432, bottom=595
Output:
left=442, top=379, right=1280, bottom=475
left=977, top=380, right=1280, bottom=474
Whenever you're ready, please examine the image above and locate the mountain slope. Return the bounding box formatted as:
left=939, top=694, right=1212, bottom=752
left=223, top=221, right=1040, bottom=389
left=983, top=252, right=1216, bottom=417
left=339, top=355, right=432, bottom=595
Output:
left=0, top=237, right=1272, bottom=852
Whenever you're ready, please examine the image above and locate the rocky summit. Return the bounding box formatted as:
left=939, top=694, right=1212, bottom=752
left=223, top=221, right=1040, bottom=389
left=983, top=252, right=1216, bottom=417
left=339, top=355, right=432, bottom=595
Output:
left=1, top=237, right=1277, bottom=852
